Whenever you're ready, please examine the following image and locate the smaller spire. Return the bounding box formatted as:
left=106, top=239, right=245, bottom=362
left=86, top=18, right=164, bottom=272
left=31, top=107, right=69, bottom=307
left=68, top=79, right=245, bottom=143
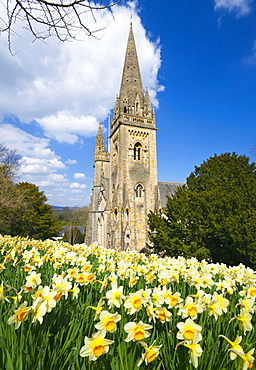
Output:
left=144, top=87, right=153, bottom=118
left=94, top=123, right=108, bottom=161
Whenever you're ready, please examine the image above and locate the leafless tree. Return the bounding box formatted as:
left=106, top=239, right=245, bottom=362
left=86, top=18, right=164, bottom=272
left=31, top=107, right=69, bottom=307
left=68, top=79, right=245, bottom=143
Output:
left=0, top=143, right=21, bottom=181
left=0, top=0, right=121, bottom=52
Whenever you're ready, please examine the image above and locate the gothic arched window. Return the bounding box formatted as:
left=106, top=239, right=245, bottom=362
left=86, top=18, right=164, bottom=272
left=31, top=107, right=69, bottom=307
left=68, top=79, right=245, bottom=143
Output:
left=134, top=142, right=142, bottom=160
left=135, top=183, right=143, bottom=197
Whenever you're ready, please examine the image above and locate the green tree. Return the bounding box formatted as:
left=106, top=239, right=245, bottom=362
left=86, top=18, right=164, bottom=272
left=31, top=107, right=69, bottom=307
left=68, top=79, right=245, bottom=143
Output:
left=15, top=182, right=62, bottom=240
left=54, top=206, right=89, bottom=226
left=0, top=144, right=24, bottom=235
left=148, top=153, right=256, bottom=268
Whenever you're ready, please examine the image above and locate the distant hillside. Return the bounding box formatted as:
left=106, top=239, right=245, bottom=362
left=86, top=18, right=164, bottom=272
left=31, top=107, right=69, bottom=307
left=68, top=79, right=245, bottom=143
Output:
left=52, top=206, right=76, bottom=212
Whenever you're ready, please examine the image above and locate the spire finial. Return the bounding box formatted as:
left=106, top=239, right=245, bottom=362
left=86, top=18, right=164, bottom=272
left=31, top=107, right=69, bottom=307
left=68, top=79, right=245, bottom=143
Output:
left=130, top=12, right=132, bottom=25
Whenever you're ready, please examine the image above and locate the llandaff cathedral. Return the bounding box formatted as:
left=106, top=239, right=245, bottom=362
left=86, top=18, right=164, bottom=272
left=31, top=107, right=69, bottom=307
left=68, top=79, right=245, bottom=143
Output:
left=86, top=23, right=182, bottom=251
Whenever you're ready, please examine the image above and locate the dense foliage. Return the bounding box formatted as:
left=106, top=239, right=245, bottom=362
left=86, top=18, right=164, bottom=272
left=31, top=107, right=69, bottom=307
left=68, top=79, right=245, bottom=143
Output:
left=0, top=236, right=255, bottom=369
left=15, top=182, right=62, bottom=240
left=148, top=153, right=256, bottom=268
left=0, top=144, right=61, bottom=239
left=54, top=206, right=89, bottom=226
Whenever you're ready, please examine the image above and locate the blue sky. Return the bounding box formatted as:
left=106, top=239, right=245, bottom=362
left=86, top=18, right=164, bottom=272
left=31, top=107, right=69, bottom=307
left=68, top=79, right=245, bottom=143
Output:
left=1, top=0, right=256, bottom=206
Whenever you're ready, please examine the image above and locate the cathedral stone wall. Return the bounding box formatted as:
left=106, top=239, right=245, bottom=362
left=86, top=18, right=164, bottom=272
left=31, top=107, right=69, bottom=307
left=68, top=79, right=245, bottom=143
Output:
left=86, top=24, right=182, bottom=251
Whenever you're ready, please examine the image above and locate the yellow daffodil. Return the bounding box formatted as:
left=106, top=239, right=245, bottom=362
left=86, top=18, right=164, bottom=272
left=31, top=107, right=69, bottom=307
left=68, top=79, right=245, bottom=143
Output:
left=145, top=303, right=158, bottom=323
left=69, top=283, right=80, bottom=299
left=124, top=290, right=143, bottom=314
left=31, top=298, right=47, bottom=324
left=7, top=301, right=31, bottom=329
left=137, top=341, right=162, bottom=367
left=151, top=287, right=164, bottom=307
left=229, top=348, right=255, bottom=370
left=94, top=310, right=121, bottom=333
left=166, top=292, right=183, bottom=308
left=124, top=321, right=152, bottom=342
left=219, top=335, right=243, bottom=360
left=237, top=297, right=255, bottom=314
left=25, top=271, right=41, bottom=289
left=178, top=296, right=202, bottom=319
left=41, top=286, right=57, bottom=312
left=177, top=318, right=202, bottom=343
left=80, top=330, right=114, bottom=361
left=87, top=301, right=104, bottom=320
left=156, top=307, right=172, bottom=323
left=105, top=283, right=125, bottom=308
left=183, top=333, right=203, bottom=368
left=236, top=308, right=253, bottom=333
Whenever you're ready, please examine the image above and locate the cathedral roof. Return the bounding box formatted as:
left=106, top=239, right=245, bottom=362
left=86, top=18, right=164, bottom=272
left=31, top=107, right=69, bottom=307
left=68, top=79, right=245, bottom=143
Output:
left=158, top=181, right=185, bottom=208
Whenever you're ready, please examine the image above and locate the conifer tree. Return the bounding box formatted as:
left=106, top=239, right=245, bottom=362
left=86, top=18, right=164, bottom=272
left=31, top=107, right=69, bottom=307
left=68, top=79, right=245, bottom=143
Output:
left=15, top=182, right=62, bottom=240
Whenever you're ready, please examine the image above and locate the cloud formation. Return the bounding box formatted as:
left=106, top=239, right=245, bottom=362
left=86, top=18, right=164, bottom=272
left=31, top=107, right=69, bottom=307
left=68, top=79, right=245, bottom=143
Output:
left=214, top=0, right=252, bottom=16
left=0, top=2, right=162, bottom=206
left=74, top=173, right=86, bottom=180
left=0, top=2, right=162, bottom=144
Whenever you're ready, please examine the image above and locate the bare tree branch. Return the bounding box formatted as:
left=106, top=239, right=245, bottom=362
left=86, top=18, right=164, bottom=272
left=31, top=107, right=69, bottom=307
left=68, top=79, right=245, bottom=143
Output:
left=0, top=0, right=122, bottom=52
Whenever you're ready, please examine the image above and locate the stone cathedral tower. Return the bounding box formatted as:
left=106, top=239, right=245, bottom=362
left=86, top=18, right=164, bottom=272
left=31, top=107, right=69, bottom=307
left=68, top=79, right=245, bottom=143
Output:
left=86, top=23, right=181, bottom=250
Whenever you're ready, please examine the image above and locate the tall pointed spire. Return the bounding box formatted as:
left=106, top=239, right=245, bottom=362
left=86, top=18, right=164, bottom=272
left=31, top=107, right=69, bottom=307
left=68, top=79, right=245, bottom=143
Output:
left=119, top=24, right=144, bottom=110
left=111, top=23, right=155, bottom=132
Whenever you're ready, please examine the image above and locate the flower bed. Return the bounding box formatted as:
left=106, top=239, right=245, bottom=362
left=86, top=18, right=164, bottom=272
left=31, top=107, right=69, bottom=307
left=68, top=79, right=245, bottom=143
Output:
left=0, top=235, right=255, bottom=369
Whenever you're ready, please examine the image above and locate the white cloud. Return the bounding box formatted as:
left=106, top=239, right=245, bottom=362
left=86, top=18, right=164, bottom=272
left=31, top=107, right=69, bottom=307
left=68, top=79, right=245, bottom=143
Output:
left=21, top=157, right=66, bottom=174
left=214, top=0, right=252, bottom=16
left=66, top=159, right=78, bottom=164
left=0, top=122, right=52, bottom=158
left=74, top=173, right=86, bottom=179
left=70, top=182, right=87, bottom=189
left=244, top=40, right=256, bottom=65
left=0, top=123, right=66, bottom=179
left=37, top=111, right=99, bottom=143
left=0, top=2, right=162, bottom=143
left=0, top=2, right=162, bottom=206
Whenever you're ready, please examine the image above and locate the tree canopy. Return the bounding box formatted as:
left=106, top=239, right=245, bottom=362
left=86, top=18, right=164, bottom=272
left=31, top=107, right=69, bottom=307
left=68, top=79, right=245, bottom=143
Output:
left=0, top=143, right=62, bottom=239
left=15, top=182, right=62, bottom=240
left=148, top=153, right=256, bottom=268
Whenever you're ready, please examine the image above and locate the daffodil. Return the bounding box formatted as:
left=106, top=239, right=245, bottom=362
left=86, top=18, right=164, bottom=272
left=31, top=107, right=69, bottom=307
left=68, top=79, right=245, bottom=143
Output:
left=124, top=321, right=152, bottom=342
left=151, top=287, right=164, bottom=307
left=137, top=341, right=162, bottom=367
left=124, top=290, right=143, bottom=314
left=183, top=333, right=203, bottom=368
left=41, top=286, right=57, bottom=312
left=178, top=296, right=202, bottom=319
left=25, top=271, right=41, bottom=289
left=94, top=310, right=121, bottom=333
left=219, top=335, right=243, bottom=360
left=165, top=291, right=183, bottom=308
left=237, top=297, right=255, bottom=314
left=156, top=307, right=172, bottom=323
left=31, top=298, right=47, bottom=324
left=145, top=303, right=157, bottom=322
left=229, top=348, right=255, bottom=370
left=69, top=283, right=80, bottom=299
left=87, top=301, right=105, bottom=320
left=7, top=301, right=31, bottom=329
left=236, top=308, right=253, bottom=333
left=80, top=330, right=114, bottom=361
left=105, top=283, right=125, bottom=308
left=177, top=318, right=202, bottom=343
